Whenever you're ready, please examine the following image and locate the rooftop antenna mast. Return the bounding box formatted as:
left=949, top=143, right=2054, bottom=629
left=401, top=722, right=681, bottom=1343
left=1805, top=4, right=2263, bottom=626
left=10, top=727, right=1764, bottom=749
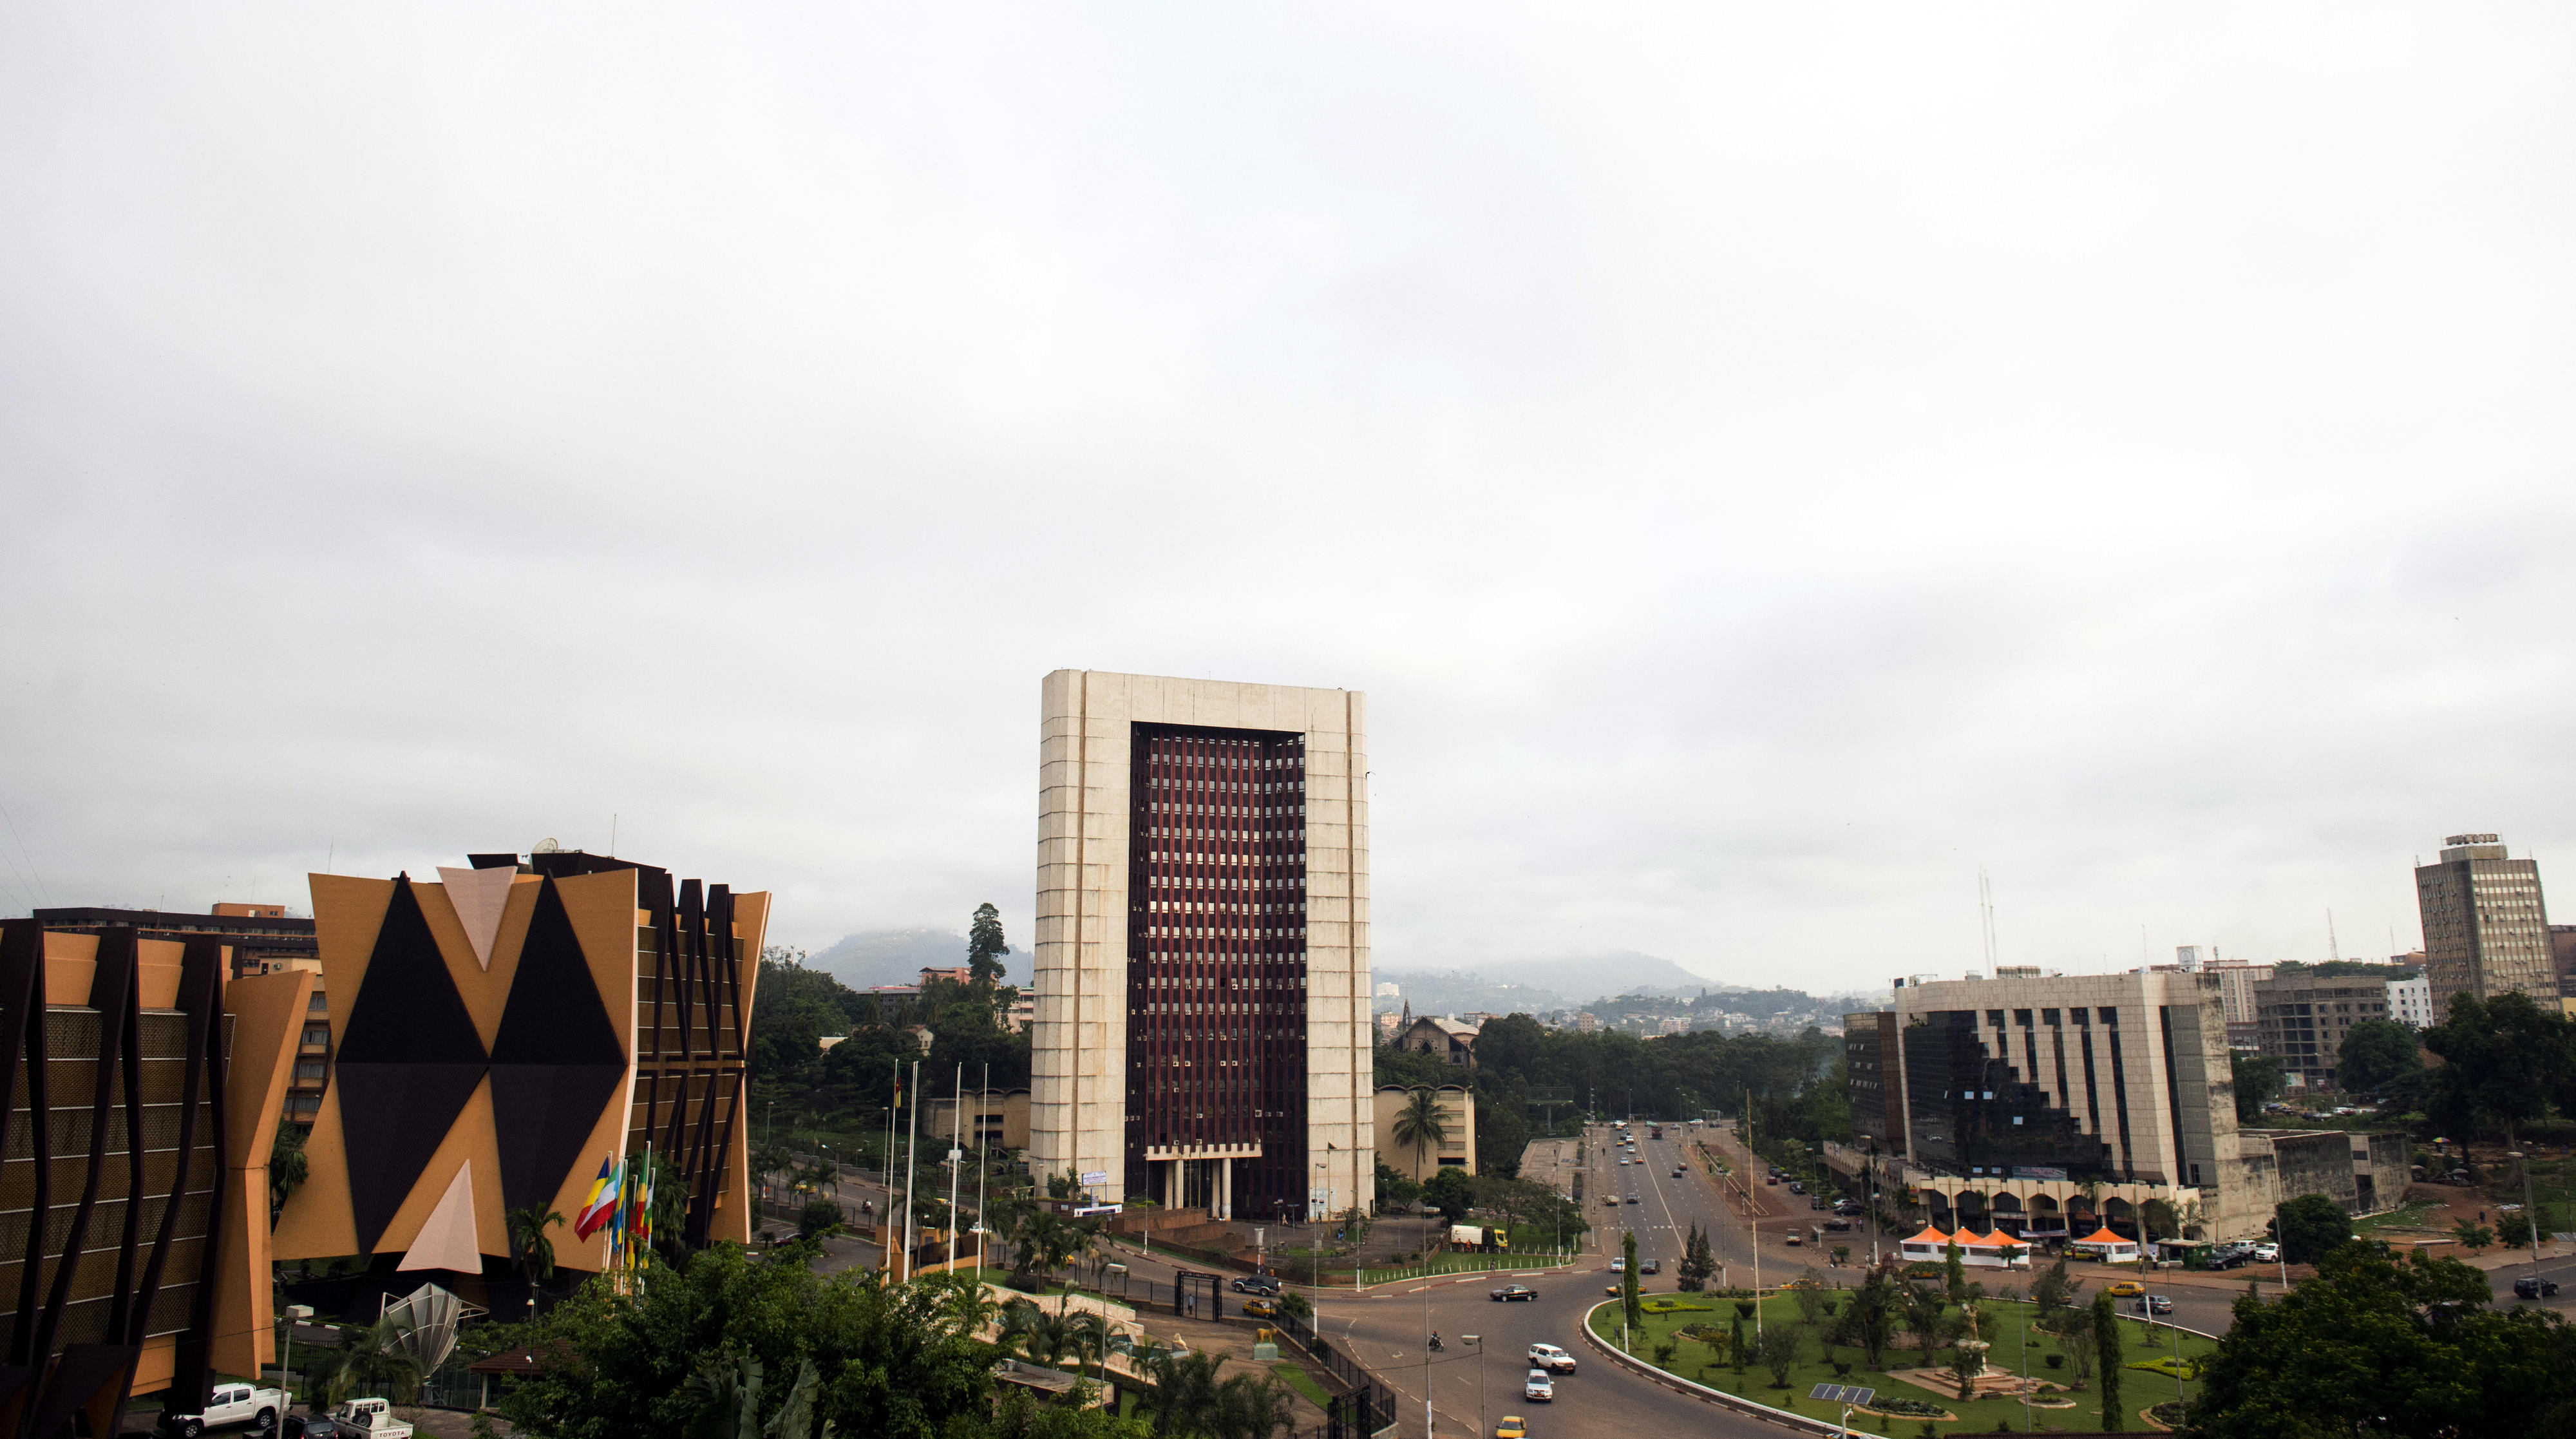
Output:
left=1978, top=867, right=1998, bottom=973
left=2327, top=910, right=2340, bottom=963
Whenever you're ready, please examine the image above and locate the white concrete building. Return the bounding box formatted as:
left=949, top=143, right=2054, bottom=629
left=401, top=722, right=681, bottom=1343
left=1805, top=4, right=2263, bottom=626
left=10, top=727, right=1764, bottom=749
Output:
left=2386, top=974, right=2432, bottom=1028
left=1030, top=671, right=1373, bottom=1221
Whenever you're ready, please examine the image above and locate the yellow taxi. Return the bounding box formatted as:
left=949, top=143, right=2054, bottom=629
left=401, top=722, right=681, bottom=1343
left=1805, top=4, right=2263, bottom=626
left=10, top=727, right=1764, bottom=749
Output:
left=2105, top=1279, right=2146, bottom=1298
left=1241, top=1297, right=1279, bottom=1318
left=1495, top=1418, right=1530, bottom=1439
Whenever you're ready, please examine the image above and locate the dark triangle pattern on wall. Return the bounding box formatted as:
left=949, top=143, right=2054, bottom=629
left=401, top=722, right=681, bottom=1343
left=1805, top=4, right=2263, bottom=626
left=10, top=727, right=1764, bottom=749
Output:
left=336, top=876, right=491, bottom=1252
left=488, top=877, right=629, bottom=1215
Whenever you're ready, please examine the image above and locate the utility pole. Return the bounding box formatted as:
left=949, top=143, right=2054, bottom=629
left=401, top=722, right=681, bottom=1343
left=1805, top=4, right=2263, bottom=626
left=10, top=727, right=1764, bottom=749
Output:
left=946, top=1062, right=964, bottom=1273
left=977, top=1061, right=990, bottom=1274
left=901, top=1058, right=921, bottom=1283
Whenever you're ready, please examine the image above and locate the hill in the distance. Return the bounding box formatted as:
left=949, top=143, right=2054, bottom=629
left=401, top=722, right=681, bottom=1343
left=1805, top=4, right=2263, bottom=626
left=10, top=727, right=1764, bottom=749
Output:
left=805, top=928, right=977, bottom=988
left=1375, top=951, right=1718, bottom=1009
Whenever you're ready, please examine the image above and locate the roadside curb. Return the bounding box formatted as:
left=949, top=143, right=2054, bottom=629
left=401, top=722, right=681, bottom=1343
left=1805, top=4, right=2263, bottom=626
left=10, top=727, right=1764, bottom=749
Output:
left=1576, top=1299, right=1845, bottom=1436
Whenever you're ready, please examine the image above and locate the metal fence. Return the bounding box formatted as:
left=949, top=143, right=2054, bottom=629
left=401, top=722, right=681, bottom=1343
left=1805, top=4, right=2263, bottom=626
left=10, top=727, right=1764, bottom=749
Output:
left=1270, top=1306, right=1399, bottom=1439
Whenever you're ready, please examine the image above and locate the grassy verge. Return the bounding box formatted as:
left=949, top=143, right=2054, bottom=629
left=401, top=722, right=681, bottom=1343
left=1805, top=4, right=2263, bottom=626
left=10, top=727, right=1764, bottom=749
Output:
left=1269, top=1362, right=1334, bottom=1409
left=1356, top=1252, right=1579, bottom=1288
left=2355, top=1199, right=2443, bottom=1235
left=1587, top=1291, right=2217, bottom=1432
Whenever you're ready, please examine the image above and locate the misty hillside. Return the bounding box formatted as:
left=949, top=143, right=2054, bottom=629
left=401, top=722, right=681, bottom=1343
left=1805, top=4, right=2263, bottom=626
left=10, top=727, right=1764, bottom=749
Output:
left=1375, top=951, right=1716, bottom=1009
left=805, top=927, right=980, bottom=987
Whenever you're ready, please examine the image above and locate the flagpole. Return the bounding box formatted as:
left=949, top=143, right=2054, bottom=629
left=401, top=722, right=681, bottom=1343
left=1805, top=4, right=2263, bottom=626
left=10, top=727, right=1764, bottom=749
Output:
left=903, top=1058, right=922, bottom=1283
left=886, top=1058, right=901, bottom=1273
left=977, top=1061, right=990, bottom=1277
left=947, top=1062, right=964, bottom=1273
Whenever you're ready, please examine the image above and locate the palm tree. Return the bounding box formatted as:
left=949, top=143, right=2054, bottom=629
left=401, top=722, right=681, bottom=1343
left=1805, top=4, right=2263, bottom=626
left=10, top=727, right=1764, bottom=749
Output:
left=1067, top=1311, right=1112, bottom=1381
left=270, top=1123, right=309, bottom=1217
left=303, top=1315, right=424, bottom=1406
left=1389, top=1087, right=1449, bottom=1185
left=507, top=1206, right=564, bottom=1313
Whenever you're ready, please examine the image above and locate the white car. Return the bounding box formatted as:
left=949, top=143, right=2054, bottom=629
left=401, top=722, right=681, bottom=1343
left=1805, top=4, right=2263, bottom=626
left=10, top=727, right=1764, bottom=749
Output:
left=330, top=1399, right=415, bottom=1437
left=1524, top=1369, right=1555, bottom=1402
left=1609, top=1257, right=1625, bottom=1272
left=2253, top=1243, right=2280, bottom=1263
left=159, top=1383, right=290, bottom=1436
left=1528, top=1342, right=1577, bottom=1373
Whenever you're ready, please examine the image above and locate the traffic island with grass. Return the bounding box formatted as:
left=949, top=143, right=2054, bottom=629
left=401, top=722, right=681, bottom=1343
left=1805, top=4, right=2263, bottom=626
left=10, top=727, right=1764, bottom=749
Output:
left=1588, top=1289, right=2217, bottom=1431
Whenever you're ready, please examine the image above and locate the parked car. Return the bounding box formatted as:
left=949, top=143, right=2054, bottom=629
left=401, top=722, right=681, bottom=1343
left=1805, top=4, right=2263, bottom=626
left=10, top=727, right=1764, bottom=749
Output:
left=1765, top=1176, right=1779, bottom=1186
left=1491, top=1284, right=1538, bottom=1302
left=1231, top=1274, right=1282, bottom=1295
left=2136, top=1294, right=2174, bottom=1315
left=1640, top=1257, right=1660, bottom=1274
left=1242, top=1297, right=1280, bottom=1318
left=1824, top=1217, right=1853, bottom=1232
left=2205, top=1253, right=2244, bottom=1271
left=1528, top=1343, right=1577, bottom=1373
left=2252, top=1243, right=2280, bottom=1263
left=283, top=1419, right=344, bottom=1439
left=1788, top=1181, right=1806, bottom=1195
left=2106, top=1280, right=2146, bottom=1298
left=1833, top=1199, right=1864, bottom=1215
left=160, top=1383, right=290, bottom=1436
left=1524, top=1369, right=1555, bottom=1402
left=2514, top=1276, right=2562, bottom=1300
left=325, top=1401, right=411, bottom=1438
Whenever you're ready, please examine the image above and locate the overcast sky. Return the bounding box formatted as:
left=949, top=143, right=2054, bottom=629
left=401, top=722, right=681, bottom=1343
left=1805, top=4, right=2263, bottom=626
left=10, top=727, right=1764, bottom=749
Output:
left=5, top=6, right=2571, bottom=992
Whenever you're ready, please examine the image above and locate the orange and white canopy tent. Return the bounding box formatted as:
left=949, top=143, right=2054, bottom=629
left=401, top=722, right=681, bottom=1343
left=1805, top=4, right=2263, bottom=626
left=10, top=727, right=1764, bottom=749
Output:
left=2070, top=1225, right=2140, bottom=1260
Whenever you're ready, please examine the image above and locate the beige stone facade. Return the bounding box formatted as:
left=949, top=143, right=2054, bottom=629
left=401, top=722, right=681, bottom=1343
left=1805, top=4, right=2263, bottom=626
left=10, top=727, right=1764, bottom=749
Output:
left=2416, top=833, right=2556, bottom=1018
left=1030, top=671, right=1372, bottom=1215
left=1375, top=1083, right=1475, bottom=1181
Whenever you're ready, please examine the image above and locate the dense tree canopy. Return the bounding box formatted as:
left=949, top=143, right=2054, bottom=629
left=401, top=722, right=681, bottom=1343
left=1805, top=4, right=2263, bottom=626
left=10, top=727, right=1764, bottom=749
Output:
left=494, top=1252, right=1151, bottom=1439
left=2229, top=1051, right=2286, bottom=1122
left=2190, top=1246, right=2576, bottom=1436
left=2334, top=1016, right=2424, bottom=1099
left=2420, top=991, right=2576, bottom=1142
left=2272, top=1194, right=2352, bottom=1266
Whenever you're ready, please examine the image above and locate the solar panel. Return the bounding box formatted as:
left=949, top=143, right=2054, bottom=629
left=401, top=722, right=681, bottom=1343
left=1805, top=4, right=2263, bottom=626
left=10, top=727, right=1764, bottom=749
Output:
left=1807, top=1384, right=1877, bottom=1406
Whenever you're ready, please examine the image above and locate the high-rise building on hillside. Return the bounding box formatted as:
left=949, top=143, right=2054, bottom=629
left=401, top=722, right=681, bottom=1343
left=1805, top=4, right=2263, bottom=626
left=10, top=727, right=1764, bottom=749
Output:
left=1031, top=671, right=1372, bottom=1222
left=2415, top=834, right=2554, bottom=1020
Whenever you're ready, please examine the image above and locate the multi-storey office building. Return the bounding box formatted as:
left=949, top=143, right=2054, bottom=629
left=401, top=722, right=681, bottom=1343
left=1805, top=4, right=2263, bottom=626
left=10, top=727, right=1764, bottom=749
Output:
left=2250, top=975, right=2391, bottom=1087
left=274, top=852, right=768, bottom=1279
left=2416, top=833, right=2554, bottom=1018
left=31, top=904, right=333, bottom=1130
left=1, top=920, right=308, bottom=1433
left=1030, top=671, right=1372, bottom=1223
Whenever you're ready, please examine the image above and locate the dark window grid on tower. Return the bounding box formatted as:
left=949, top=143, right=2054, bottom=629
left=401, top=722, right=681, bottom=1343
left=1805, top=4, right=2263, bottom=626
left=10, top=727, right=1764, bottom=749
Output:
left=1123, top=723, right=1311, bottom=1214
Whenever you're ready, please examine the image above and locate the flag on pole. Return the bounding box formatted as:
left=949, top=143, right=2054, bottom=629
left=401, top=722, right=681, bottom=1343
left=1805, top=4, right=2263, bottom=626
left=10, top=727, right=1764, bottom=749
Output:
left=574, top=1152, right=622, bottom=1239
left=635, top=1148, right=655, bottom=1261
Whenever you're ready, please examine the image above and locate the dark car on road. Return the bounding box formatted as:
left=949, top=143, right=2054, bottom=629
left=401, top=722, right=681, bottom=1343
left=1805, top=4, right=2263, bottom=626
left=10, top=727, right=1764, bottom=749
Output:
left=1640, top=1257, right=1660, bottom=1273
left=2514, top=1276, right=2561, bottom=1299
left=1231, top=1274, right=1282, bottom=1295
left=1491, top=1284, right=1539, bottom=1302
left=1788, top=1181, right=1806, bottom=1195
left=2136, top=1294, right=2174, bottom=1315
left=1626, top=1192, right=1640, bottom=1204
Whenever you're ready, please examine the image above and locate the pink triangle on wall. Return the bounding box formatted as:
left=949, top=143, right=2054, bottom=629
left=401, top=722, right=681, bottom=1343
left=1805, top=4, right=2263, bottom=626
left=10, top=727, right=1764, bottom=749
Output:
left=399, top=1161, right=484, bottom=1272
left=437, top=865, right=517, bottom=971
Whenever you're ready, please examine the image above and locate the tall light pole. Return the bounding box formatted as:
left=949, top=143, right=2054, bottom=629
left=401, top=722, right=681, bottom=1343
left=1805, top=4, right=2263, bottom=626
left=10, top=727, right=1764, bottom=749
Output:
left=1464, top=1333, right=1485, bottom=1439
left=946, top=1063, right=964, bottom=1273
left=2510, top=1150, right=2542, bottom=1272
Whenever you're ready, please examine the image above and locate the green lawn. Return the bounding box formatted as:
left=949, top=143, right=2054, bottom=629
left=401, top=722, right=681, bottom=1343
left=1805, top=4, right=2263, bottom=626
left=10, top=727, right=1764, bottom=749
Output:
left=1589, top=1291, right=2217, bottom=1433
left=1269, top=1362, right=1334, bottom=1409
left=1356, top=1252, right=1579, bottom=1287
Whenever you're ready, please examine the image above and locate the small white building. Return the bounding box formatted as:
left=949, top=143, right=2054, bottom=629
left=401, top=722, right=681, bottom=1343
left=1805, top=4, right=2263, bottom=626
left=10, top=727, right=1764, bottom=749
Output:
left=2387, top=974, right=2432, bottom=1028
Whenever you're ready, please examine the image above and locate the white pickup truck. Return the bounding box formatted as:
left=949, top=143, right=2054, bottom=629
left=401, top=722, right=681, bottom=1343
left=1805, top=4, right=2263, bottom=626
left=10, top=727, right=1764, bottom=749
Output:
left=159, top=1382, right=290, bottom=1435
left=327, top=1400, right=413, bottom=1437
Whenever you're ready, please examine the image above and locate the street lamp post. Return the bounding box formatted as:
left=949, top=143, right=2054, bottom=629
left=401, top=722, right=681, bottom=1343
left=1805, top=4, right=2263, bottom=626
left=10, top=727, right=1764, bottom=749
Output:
left=1464, top=1334, right=1485, bottom=1439
left=2510, top=1151, right=2542, bottom=1272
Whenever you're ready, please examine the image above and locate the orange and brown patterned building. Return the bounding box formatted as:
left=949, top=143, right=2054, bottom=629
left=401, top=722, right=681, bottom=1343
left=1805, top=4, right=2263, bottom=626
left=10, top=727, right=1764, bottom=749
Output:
left=272, top=852, right=765, bottom=1278
left=0, top=919, right=309, bottom=1437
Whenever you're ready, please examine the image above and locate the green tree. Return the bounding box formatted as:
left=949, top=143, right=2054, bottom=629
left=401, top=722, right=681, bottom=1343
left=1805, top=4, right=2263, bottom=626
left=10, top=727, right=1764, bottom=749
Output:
left=2140, top=1197, right=2181, bottom=1242
left=2092, top=1293, right=2123, bottom=1431
left=800, top=1198, right=845, bottom=1242
left=2499, top=1209, right=2537, bottom=1249
left=1374, top=1159, right=1420, bottom=1214
left=1422, top=1165, right=1475, bottom=1223
left=1475, top=1094, right=1531, bottom=1178
left=303, top=1313, right=424, bottom=1406
left=2273, top=1194, right=2350, bottom=1265
left=1727, top=1315, right=1747, bottom=1372
left=499, top=1256, right=1023, bottom=1438
left=2421, top=991, right=2574, bottom=1145
left=2335, top=1017, right=2424, bottom=1098
left=270, top=1121, right=309, bottom=1214
left=1388, top=1087, right=1450, bottom=1183
left=1944, top=1239, right=1966, bottom=1303
left=1754, top=1323, right=1802, bottom=1388
left=2191, top=1245, right=2576, bottom=1437
left=2051, top=1300, right=2096, bottom=1388
left=1838, top=1266, right=1897, bottom=1370
left=509, top=1205, right=565, bottom=1288
left=1622, top=1231, right=1642, bottom=1336
left=2452, top=1217, right=2496, bottom=1252
left=968, top=903, right=1011, bottom=987
left=2229, top=1051, right=2287, bottom=1123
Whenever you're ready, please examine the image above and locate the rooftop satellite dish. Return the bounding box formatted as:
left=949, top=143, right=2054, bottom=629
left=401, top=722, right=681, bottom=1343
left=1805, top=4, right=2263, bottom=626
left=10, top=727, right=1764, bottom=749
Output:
left=533, top=838, right=562, bottom=853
